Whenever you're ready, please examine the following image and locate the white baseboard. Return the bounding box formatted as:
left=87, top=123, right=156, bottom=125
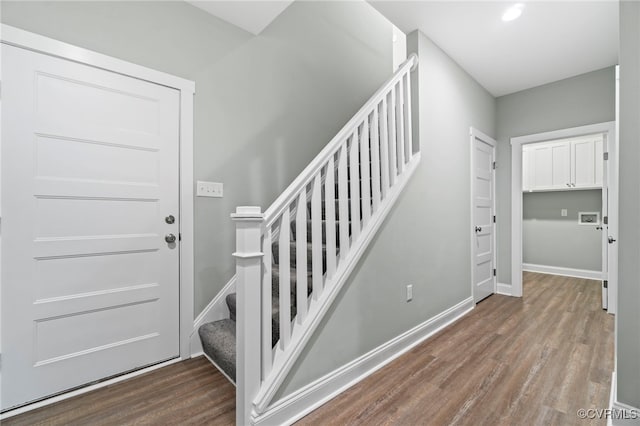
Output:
left=190, top=276, right=236, bottom=356
left=497, top=282, right=513, bottom=296
left=608, top=372, right=640, bottom=426
left=522, top=263, right=602, bottom=280
left=252, top=297, right=475, bottom=426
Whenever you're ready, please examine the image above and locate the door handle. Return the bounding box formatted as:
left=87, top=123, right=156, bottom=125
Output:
left=608, top=236, right=616, bottom=244
left=165, top=215, right=175, bottom=224
left=475, top=226, right=482, bottom=233
left=165, top=234, right=177, bottom=244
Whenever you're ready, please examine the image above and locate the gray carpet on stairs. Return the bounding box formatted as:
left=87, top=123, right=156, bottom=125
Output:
left=199, top=190, right=358, bottom=384
left=198, top=319, right=236, bottom=381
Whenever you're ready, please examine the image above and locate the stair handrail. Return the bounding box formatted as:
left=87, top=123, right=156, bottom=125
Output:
left=263, top=54, right=418, bottom=229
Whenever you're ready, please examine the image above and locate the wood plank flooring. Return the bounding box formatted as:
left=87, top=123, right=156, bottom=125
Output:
left=2, top=357, right=236, bottom=426
left=298, top=272, right=614, bottom=426
left=4, top=272, right=613, bottom=426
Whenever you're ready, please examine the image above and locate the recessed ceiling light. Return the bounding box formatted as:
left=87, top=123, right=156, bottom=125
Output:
left=502, top=3, right=525, bottom=22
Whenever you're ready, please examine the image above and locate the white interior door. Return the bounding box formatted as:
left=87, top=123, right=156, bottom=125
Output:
left=471, top=129, right=496, bottom=303
left=1, top=45, right=180, bottom=410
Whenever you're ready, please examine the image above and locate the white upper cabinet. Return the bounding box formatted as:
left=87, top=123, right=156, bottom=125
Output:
left=522, top=134, right=604, bottom=192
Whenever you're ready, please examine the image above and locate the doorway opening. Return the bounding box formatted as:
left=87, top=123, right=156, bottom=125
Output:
left=510, top=121, right=617, bottom=313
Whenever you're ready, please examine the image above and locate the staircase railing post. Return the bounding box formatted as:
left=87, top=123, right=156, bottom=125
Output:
left=231, top=206, right=264, bottom=426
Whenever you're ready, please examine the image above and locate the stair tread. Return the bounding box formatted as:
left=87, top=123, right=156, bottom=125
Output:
left=198, top=319, right=236, bottom=382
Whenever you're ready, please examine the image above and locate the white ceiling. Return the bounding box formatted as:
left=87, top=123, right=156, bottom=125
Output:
left=370, top=1, right=619, bottom=97
left=185, top=1, right=293, bottom=35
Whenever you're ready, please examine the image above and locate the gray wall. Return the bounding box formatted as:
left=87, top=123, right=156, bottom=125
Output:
left=1, top=1, right=395, bottom=317
left=275, top=29, right=495, bottom=399
left=523, top=190, right=602, bottom=271
left=617, top=0, right=640, bottom=409
left=495, top=68, right=616, bottom=284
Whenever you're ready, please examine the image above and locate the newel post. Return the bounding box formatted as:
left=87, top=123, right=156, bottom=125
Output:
left=231, top=206, right=264, bottom=426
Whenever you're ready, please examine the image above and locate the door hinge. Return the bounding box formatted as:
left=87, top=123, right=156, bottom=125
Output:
left=493, top=215, right=496, bottom=223
left=493, top=268, right=496, bottom=277
left=603, top=280, right=608, bottom=289
left=492, top=161, right=496, bottom=170
left=604, top=152, right=609, bottom=161
left=603, top=216, right=608, bottom=225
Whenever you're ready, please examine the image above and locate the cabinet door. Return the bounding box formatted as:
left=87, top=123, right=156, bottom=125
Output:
left=572, top=139, right=595, bottom=187
left=572, top=137, right=604, bottom=188
left=531, top=144, right=553, bottom=189
left=550, top=142, right=571, bottom=189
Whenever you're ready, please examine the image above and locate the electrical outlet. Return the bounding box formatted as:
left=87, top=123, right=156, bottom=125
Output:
left=561, top=209, right=567, bottom=217
left=406, top=284, right=413, bottom=302
left=197, top=181, right=223, bottom=198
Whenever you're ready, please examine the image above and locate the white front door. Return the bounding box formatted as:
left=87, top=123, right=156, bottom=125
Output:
left=471, top=129, right=496, bottom=303
left=1, top=45, right=180, bottom=410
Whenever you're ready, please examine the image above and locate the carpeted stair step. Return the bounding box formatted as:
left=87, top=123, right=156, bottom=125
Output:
left=291, top=219, right=349, bottom=244
left=307, top=199, right=371, bottom=221
left=198, top=319, right=236, bottom=381
left=271, top=266, right=313, bottom=296
left=226, top=293, right=283, bottom=347
left=272, top=241, right=327, bottom=270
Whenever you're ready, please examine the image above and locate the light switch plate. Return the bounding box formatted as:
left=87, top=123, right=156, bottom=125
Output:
left=561, top=209, right=568, bottom=217
left=197, top=181, right=223, bottom=198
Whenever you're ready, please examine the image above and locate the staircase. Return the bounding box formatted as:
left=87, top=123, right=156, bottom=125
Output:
left=199, top=54, right=419, bottom=425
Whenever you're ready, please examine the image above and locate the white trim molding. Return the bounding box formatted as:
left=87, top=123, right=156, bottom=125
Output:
left=253, top=297, right=474, bottom=426
left=609, top=372, right=640, bottom=426
left=496, top=283, right=513, bottom=296
left=510, top=121, right=616, bottom=299
left=0, top=24, right=196, bottom=411
left=522, top=263, right=603, bottom=280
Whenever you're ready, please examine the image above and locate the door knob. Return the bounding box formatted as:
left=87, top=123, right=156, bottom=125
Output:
left=165, top=234, right=177, bottom=244
left=165, top=215, right=175, bottom=224
left=608, top=236, right=616, bottom=244
left=475, top=226, right=482, bottom=233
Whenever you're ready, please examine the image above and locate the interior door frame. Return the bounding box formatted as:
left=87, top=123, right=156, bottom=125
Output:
left=470, top=127, right=497, bottom=303
left=510, top=121, right=617, bottom=311
left=0, top=25, right=195, bottom=365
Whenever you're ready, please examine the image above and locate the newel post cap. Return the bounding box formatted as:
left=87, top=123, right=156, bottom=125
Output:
left=231, top=206, right=264, bottom=221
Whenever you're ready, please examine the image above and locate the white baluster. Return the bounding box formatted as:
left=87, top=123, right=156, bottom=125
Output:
left=278, top=209, right=291, bottom=350
left=324, top=157, right=337, bottom=278
left=370, top=106, right=382, bottom=211
left=388, top=88, right=398, bottom=186
left=337, top=143, right=349, bottom=260
left=261, top=228, right=272, bottom=379
left=379, top=99, right=390, bottom=198
left=360, top=114, right=372, bottom=224
left=396, top=78, right=405, bottom=174
left=231, top=206, right=264, bottom=426
left=349, top=129, right=361, bottom=241
left=295, top=191, right=308, bottom=324
left=404, top=72, right=413, bottom=161
left=311, top=174, right=323, bottom=299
